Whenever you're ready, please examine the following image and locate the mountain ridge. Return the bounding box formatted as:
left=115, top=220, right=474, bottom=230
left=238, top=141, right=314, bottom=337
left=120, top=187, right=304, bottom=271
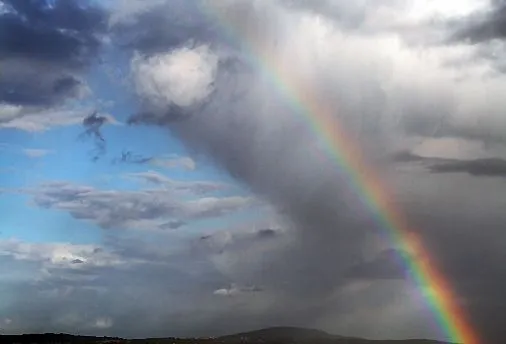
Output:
left=0, top=327, right=456, bottom=344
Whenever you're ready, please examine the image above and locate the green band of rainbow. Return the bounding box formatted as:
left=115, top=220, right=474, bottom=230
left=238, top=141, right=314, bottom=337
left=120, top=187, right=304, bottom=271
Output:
left=199, top=3, right=480, bottom=343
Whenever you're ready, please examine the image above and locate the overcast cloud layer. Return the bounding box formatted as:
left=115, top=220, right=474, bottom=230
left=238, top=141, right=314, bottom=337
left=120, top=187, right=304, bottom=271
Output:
left=3, top=0, right=506, bottom=342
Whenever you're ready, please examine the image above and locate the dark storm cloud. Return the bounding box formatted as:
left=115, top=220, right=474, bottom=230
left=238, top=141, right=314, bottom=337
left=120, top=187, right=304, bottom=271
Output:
left=256, top=228, right=279, bottom=239
left=114, top=0, right=450, bottom=337
left=127, top=106, right=191, bottom=126
left=0, top=72, right=84, bottom=107
left=110, top=0, right=219, bottom=55
left=451, top=1, right=506, bottom=43
left=125, top=0, right=387, bottom=301
left=0, top=0, right=106, bottom=64
left=429, top=157, right=506, bottom=176
left=0, top=0, right=107, bottom=106
left=344, top=249, right=407, bottom=280
left=72, top=0, right=506, bottom=341
left=392, top=151, right=506, bottom=177
left=400, top=198, right=506, bottom=343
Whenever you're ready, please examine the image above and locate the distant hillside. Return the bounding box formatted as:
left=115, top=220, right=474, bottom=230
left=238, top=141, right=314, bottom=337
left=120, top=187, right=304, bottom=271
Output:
left=0, top=328, right=454, bottom=344
left=0, top=333, right=122, bottom=344
left=219, top=326, right=346, bottom=341
left=217, top=327, right=450, bottom=344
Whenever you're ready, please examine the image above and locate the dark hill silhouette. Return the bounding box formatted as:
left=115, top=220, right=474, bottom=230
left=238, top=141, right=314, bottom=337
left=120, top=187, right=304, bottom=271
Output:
left=0, top=333, right=122, bottom=343
left=0, top=327, right=455, bottom=344
left=220, top=326, right=347, bottom=341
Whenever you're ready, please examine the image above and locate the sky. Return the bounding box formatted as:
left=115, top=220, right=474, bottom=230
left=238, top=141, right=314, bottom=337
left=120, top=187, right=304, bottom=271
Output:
left=2, top=0, right=506, bottom=342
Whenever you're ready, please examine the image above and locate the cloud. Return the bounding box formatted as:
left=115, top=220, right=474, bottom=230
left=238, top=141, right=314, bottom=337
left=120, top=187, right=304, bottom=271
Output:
left=112, top=1, right=506, bottom=341
left=0, top=0, right=107, bottom=107
left=213, top=284, right=263, bottom=297
left=391, top=149, right=506, bottom=177
left=256, top=228, right=279, bottom=239
left=0, top=235, right=233, bottom=337
left=132, top=45, right=218, bottom=108
left=92, top=317, right=113, bottom=329
left=125, top=170, right=228, bottom=195
left=3, top=0, right=506, bottom=341
left=0, top=106, right=87, bottom=132
left=22, top=149, right=54, bottom=158
left=451, top=1, right=506, bottom=44
left=159, top=220, right=187, bottom=230
left=429, top=158, right=506, bottom=176
left=213, top=286, right=241, bottom=297
left=110, top=0, right=220, bottom=54
left=0, top=143, right=54, bottom=158
left=345, top=249, right=407, bottom=280
left=151, top=156, right=197, bottom=171
left=78, top=110, right=118, bottom=160
left=112, top=152, right=197, bottom=171
left=20, top=181, right=256, bottom=230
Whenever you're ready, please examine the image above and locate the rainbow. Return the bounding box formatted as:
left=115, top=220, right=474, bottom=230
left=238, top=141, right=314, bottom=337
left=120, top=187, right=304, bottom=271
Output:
left=199, top=2, right=479, bottom=344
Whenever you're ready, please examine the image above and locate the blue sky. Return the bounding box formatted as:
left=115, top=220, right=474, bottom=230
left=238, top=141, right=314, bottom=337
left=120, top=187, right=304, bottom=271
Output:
left=0, top=45, right=253, bottom=246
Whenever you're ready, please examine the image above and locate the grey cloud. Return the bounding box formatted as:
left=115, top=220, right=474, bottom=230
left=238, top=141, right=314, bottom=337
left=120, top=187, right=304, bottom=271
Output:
left=112, top=150, right=153, bottom=164
left=0, top=0, right=107, bottom=107
left=22, top=181, right=255, bottom=230
left=256, top=228, right=279, bottom=239
left=124, top=0, right=392, bottom=304
left=151, top=156, right=197, bottom=170
left=213, top=284, right=264, bottom=297
left=0, top=0, right=106, bottom=65
left=125, top=170, right=228, bottom=195
left=389, top=150, right=427, bottom=163
left=22, top=148, right=54, bottom=158
left=451, top=2, right=506, bottom=44
left=0, top=235, right=233, bottom=338
left=0, top=106, right=88, bottom=132
left=14, top=0, right=503, bottom=340
left=111, top=1, right=504, bottom=337
left=113, top=151, right=197, bottom=171
left=345, top=249, right=407, bottom=280
left=196, top=225, right=283, bottom=254
left=127, top=107, right=191, bottom=126
left=78, top=110, right=111, bottom=160
left=392, top=151, right=506, bottom=177
left=160, top=220, right=187, bottom=230
left=0, top=66, right=85, bottom=107
left=429, top=157, right=506, bottom=176
left=110, top=0, right=220, bottom=55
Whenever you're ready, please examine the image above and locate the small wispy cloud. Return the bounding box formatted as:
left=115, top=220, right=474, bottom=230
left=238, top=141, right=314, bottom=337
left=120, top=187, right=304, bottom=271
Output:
left=78, top=110, right=122, bottom=161
left=0, top=107, right=84, bottom=132
left=213, top=284, right=263, bottom=297
left=112, top=151, right=197, bottom=171
left=22, top=149, right=54, bottom=158
left=0, top=143, right=53, bottom=158
left=150, top=156, right=197, bottom=171
left=125, top=170, right=228, bottom=195
left=91, top=317, right=114, bottom=329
